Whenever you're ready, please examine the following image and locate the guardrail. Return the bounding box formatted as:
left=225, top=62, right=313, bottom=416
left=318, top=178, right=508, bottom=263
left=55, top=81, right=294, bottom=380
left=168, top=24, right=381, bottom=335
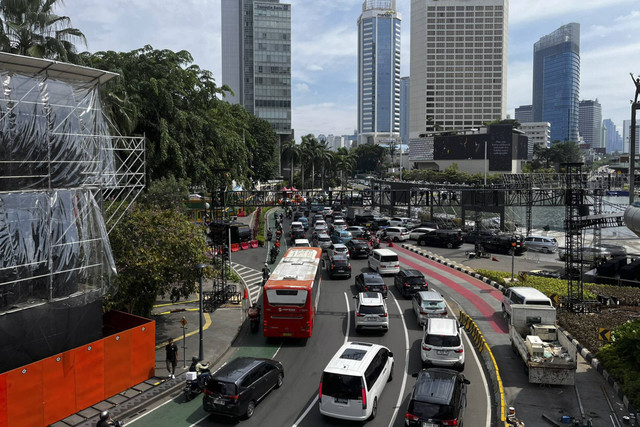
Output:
left=459, top=310, right=508, bottom=426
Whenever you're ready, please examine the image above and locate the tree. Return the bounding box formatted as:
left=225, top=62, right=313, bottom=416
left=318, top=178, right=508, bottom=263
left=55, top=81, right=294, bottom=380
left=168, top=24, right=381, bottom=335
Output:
left=317, top=140, right=333, bottom=190
left=334, top=150, right=356, bottom=189
left=0, top=0, right=86, bottom=63
left=352, top=143, right=386, bottom=173
left=549, top=141, right=583, bottom=167
left=140, top=176, right=190, bottom=212
left=281, top=139, right=300, bottom=186
left=107, top=204, right=210, bottom=317
left=245, top=114, right=279, bottom=183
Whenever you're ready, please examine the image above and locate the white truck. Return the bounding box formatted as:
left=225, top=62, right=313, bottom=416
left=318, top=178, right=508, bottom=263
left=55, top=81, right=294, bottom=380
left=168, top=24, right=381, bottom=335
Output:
left=509, top=305, right=577, bottom=385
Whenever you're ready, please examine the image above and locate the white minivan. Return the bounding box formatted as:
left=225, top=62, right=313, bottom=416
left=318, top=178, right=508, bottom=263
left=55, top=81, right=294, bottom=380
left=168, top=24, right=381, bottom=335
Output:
left=502, top=286, right=553, bottom=318
left=368, top=248, right=400, bottom=275
left=319, top=341, right=394, bottom=421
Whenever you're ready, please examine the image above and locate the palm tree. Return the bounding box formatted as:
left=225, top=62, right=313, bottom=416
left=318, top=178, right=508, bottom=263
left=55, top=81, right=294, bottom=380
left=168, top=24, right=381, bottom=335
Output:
left=388, top=141, right=398, bottom=170
left=317, top=141, right=333, bottom=190
left=0, top=0, right=87, bottom=63
left=281, top=139, right=299, bottom=186
left=334, top=151, right=356, bottom=190
left=300, top=134, right=322, bottom=190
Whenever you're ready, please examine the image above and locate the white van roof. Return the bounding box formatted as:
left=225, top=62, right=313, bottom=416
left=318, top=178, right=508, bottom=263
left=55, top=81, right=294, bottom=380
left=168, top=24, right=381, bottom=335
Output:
left=508, top=286, right=551, bottom=300
left=323, top=342, right=386, bottom=376
left=426, top=318, right=458, bottom=335
left=372, top=248, right=397, bottom=256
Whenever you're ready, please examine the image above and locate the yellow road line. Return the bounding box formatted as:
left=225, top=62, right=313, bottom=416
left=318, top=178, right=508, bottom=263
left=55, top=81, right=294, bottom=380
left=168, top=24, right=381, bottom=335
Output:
left=153, top=299, right=199, bottom=308
left=155, top=312, right=212, bottom=349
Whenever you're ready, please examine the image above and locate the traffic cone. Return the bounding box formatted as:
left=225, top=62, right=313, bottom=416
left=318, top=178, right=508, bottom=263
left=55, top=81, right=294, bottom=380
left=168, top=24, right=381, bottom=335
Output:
left=243, top=287, right=249, bottom=299
left=388, top=240, right=394, bottom=247
left=491, top=256, right=499, bottom=262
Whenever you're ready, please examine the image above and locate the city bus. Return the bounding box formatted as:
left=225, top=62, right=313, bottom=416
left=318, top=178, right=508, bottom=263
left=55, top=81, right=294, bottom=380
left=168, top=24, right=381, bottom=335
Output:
left=262, top=247, right=323, bottom=338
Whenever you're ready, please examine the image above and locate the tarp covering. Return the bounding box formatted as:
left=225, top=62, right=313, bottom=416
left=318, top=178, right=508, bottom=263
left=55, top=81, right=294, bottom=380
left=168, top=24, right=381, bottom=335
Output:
left=0, top=68, right=117, bottom=314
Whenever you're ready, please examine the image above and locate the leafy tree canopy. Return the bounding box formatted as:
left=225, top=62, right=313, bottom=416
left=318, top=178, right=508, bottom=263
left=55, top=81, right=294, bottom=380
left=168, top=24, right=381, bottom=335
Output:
left=352, top=143, right=386, bottom=173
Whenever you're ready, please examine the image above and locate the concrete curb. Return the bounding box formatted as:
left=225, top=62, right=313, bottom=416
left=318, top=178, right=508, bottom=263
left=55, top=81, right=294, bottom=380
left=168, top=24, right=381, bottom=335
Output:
left=400, top=243, right=636, bottom=413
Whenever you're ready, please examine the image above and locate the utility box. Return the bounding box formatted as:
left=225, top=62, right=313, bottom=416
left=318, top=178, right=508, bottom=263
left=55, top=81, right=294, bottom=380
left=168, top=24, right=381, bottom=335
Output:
left=531, top=324, right=558, bottom=342
left=526, top=335, right=544, bottom=358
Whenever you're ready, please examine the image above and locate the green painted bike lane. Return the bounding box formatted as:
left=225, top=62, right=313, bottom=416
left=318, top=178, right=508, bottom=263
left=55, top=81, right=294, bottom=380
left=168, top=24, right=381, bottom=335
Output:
left=129, top=343, right=281, bottom=426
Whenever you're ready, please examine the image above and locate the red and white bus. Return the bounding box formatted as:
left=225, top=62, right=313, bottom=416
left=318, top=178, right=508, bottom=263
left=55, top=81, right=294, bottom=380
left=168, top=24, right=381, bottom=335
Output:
left=263, top=247, right=323, bottom=338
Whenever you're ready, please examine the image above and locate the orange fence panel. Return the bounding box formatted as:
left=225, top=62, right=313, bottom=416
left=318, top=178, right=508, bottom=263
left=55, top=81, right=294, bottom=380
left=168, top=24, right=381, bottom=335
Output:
left=0, top=373, right=7, bottom=427
left=74, top=341, right=105, bottom=410
left=6, top=361, right=44, bottom=427
left=250, top=240, right=259, bottom=248
left=43, top=352, right=76, bottom=425
left=104, top=331, right=132, bottom=398
left=230, top=243, right=240, bottom=252
left=240, top=242, right=249, bottom=250
left=131, top=322, right=155, bottom=384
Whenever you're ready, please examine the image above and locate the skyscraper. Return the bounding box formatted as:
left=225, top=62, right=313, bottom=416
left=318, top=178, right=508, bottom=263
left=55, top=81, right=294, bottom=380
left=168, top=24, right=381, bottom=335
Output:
left=221, top=0, right=292, bottom=142
left=400, top=76, right=410, bottom=147
left=532, top=23, right=580, bottom=143
left=515, top=105, right=533, bottom=124
left=623, top=119, right=640, bottom=154
left=603, top=119, right=622, bottom=153
left=409, top=0, right=508, bottom=138
left=579, top=99, right=602, bottom=149
left=357, top=0, right=401, bottom=146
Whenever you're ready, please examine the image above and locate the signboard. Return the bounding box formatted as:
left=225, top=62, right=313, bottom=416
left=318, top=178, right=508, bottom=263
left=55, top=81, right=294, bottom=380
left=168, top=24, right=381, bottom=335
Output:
left=434, top=134, right=485, bottom=160
left=598, top=328, right=611, bottom=342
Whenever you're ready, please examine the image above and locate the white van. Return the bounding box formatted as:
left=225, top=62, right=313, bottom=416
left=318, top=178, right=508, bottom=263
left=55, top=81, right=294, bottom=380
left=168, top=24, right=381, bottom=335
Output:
left=368, top=248, right=400, bottom=275
left=319, top=342, right=394, bottom=421
left=294, top=238, right=311, bottom=247
left=502, top=286, right=553, bottom=318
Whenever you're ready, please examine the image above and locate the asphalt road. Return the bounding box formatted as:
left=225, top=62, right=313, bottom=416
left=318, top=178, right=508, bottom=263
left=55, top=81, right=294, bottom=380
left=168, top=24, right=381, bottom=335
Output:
left=127, top=222, right=627, bottom=427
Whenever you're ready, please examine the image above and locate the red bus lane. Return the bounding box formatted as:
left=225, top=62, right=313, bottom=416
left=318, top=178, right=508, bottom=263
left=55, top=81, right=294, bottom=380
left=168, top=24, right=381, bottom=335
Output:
left=395, top=247, right=508, bottom=334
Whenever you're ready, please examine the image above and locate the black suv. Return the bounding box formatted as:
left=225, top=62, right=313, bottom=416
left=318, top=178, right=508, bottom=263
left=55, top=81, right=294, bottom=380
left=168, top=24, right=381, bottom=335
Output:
left=417, top=230, right=463, bottom=249
left=394, top=268, right=428, bottom=297
left=405, top=368, right=470, bottom=426
left=203, top=357, right=284, bottom=419
left=354, top=272, right=388, bottom=298
left=478, top=233, right=527, bottom=255
left=328, top=254, right=351, bottom=279
left=346, top=239, right=371, bottom=259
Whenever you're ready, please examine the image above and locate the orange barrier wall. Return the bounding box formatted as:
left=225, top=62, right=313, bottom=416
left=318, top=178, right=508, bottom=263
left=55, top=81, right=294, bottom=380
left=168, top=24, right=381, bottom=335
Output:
left=0, top=311, right=155, bottom=427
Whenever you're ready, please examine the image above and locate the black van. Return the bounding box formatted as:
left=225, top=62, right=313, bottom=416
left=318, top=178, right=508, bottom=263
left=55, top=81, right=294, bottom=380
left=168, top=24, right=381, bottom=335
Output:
left=405, top=368, right=470, bottom=426
left=416, top=230, right=463, bottom=249
left=478, top=233, right=527, bottom=255
left=208, top=221, right=252, bottom=244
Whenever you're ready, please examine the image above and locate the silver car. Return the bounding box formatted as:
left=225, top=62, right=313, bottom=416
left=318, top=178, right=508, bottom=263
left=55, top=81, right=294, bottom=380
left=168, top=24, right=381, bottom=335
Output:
left=412, top=291, right=447, bottom=327
left=354, top=292, right=389, bottom=332
left=316, top=233, right=332, bottom=250
left=420, top=318, right=465, bottom=370
left=524, top=235, right=558, bottom=253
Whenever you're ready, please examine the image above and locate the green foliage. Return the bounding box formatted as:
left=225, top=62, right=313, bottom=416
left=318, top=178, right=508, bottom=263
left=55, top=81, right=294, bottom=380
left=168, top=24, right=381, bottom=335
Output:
left=402, top=168, right=502, bottom=185
left=596, top=320, right=640, bottom=409
left=256, top=207, right=273, bottom=246
left=352, top=144, right=386, bottom=173
left=475, top=269, right=597, bottom=299
left=81, top=46, right=279, bottom=189
left=140, top=176, right=190, bottom=212
left=107, top=204, right=209, bottom=317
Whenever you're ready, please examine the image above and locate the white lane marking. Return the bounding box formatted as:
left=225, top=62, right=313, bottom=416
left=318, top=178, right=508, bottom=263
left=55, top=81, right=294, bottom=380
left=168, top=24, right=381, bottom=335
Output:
left=343, top=291, right=351, bottom=344
left=388, top=292, right=410, bottom=427
left=127, top=394, right=176, bottom=424
left=190, top=413, right=209, bottom=426
left=272, top=341, right=284, bottom=359
left=291, top=292, right=351, bottom=427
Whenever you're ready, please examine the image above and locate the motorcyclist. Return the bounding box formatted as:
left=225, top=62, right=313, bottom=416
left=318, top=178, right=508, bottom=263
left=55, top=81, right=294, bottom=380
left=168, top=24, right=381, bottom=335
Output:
left=97, top=410, right=123, bottom=427
left=267, top=229, right=273, bottom=242
left=262, top=263, right=271, bottom=285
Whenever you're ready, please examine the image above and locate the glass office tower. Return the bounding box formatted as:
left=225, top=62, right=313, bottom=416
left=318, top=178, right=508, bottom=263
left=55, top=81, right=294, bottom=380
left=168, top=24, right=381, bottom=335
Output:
left=532, top=23, right=580, bottom=143
left=221, top=0, right=292, bottom=140
left=357, top=0, right=401, bottom=146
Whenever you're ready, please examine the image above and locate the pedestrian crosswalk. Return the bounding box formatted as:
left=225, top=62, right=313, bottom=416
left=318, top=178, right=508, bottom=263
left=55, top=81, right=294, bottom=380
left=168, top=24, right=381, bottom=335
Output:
left=230, top=262, right=263, bottom=305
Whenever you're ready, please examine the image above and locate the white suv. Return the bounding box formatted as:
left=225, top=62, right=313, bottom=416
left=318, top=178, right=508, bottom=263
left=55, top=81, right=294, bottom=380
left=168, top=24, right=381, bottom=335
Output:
left=354, top=292, right=389, bottom=333
left=421, top=318, right=465, bottom=370
left=377, top=226, right=410, bottom=242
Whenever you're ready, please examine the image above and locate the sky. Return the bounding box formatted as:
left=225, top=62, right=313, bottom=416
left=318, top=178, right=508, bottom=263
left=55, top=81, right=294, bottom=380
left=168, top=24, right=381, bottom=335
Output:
left=61, top=0, right=640, bottom=142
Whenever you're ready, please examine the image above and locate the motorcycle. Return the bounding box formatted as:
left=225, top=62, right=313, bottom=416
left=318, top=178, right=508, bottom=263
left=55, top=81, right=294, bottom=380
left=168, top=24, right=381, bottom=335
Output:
left=248, top=304, right=261, bottom=333
left=184, top=368, right=210, bottom=401
left=270, top=246, right=279, bottom=264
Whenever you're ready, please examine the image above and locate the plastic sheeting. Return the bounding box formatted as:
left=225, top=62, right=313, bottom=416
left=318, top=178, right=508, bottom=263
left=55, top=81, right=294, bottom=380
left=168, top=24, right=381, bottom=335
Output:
left=0, top=69, right=117, bottom=313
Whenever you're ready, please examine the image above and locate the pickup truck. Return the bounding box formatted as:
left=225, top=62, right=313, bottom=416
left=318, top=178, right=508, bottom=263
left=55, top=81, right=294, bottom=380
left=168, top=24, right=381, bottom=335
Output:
left=509, top=305, right=577, bottom=385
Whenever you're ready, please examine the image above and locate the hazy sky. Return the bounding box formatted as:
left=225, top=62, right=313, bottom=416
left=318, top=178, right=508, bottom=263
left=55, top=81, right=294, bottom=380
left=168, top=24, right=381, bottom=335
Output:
left=62, top=0, right=640, bottom=141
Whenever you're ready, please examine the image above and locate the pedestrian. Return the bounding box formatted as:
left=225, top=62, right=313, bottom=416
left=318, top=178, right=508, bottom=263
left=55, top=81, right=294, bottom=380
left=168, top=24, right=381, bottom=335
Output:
left=165, top=337, right=178, bottom=379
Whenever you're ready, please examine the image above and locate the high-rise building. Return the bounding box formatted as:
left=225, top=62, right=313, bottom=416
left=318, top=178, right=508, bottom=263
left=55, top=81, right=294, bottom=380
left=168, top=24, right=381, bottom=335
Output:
left=221, top=0, right=292, bottom=142
left=603, top=119, right=622, bottom=153
left=532, top=23, right=580, bottom=143
left=409, top=0, right=508, bottom=138
left=579, top=99, right=602, bottom=149
left=357, top=0, right=401, bottom=146
left=520, top=122, right=551, bottom=158
left=623, top=119, right=640, bottom=154
left=515, top=105, right=533, bottom=124
left=400, top=76, right=410, bottom=147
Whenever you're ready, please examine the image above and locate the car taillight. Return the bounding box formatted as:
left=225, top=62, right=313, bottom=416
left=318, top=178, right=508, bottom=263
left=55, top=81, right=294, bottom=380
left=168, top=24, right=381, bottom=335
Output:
left=380, top=313, right=388, bottom=317
left=406, top=412, right=420, bottom=422
left=348, top=265, right=351, bottom=270
left=227, top=395, right=239, bottom=403
left=356, top=312, right=363, bottom=317
left=454, top=348, right=464, bottom=353
left=395, top=264, right=399, bottom=268
left=404, top=282, right=409, bottom=287
left=361, top=388, right=367, bottom=409
left=204, top=389, right=213, bottom=396
left=383, top=285, right=387, bottom=290
left=364, top=286, right=369, bottom=291
left=422, top=343, right=431, bottom=351
left=330, top=264, right=334, bottom=269
left=442, top=419, right=459, bottom=426
left=319, top=382, right=322, bottom=402
left=442, top=310, right=448, bottom=315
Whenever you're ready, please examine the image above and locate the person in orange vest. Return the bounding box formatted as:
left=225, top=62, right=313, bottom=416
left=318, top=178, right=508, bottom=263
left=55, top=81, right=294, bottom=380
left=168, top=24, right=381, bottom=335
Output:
left=275, top=240, right=281, bottom=249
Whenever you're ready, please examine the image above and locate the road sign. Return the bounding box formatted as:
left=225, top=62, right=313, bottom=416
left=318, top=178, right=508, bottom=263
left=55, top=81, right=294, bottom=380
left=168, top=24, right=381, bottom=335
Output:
left=550, top=293, right=560, bottom=305
left=180, top=316, right=187, bottom=327
left=598, top=328, right=612, bottom=342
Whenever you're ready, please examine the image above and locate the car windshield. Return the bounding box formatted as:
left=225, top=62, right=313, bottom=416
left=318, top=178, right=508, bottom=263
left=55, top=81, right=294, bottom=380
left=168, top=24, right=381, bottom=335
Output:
left=366, top=276, right=385, bottom=285
left=207, top=380, right=236, bottom=395
left=406, top=277, right=425, bottom=284
left=321, top=373, right=362, bottom=399
left=408, top=400, right=453, bottom=419
left=425, top=334, right=461, bottom=347
left=332, top=260, right=349, bottom=267
left=422, top=300, right=446, bottom=310
left=359, top=305, right=385, bottom=315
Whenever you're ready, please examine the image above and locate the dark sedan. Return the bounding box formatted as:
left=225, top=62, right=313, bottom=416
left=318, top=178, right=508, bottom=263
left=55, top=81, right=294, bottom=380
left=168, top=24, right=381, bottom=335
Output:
left=203, top=357, right=284, bottom=419
left=394, top=268, right=428, bottom=297
left=354, top=272, right=388, bottom=298
left=347, top=239, right=371, bottom=259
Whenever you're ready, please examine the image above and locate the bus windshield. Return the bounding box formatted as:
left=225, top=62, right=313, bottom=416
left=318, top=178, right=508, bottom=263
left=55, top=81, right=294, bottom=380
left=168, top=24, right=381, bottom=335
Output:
left=266, top=289, right=308, bottom=306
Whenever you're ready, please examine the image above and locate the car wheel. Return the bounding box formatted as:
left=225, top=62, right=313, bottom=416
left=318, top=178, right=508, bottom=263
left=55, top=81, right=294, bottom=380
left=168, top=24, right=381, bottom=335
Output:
left=393, top=236, right=399, bottom=242
left=419, top=239, right=426, bottom=246
left=446, top=242, right=453, bottom=249
left=369, top=398, right=378, bottom=420
left=543, top=247, right=551, bottom=254
left=276, top=373, right=284, bottom=388
left=245, top=400, right=256, bottom=419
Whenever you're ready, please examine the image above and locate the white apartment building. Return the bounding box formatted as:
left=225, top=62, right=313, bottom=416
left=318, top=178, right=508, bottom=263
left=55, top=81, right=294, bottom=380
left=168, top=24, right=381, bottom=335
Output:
left=409, top=0, right=508, bottom=139
left=520, top=122, right=551, bottom=159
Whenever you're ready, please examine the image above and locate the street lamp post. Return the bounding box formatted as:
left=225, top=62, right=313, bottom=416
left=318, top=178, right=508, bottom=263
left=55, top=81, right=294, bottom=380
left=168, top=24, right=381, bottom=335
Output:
left=195, top=263, right=207, bottom=361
